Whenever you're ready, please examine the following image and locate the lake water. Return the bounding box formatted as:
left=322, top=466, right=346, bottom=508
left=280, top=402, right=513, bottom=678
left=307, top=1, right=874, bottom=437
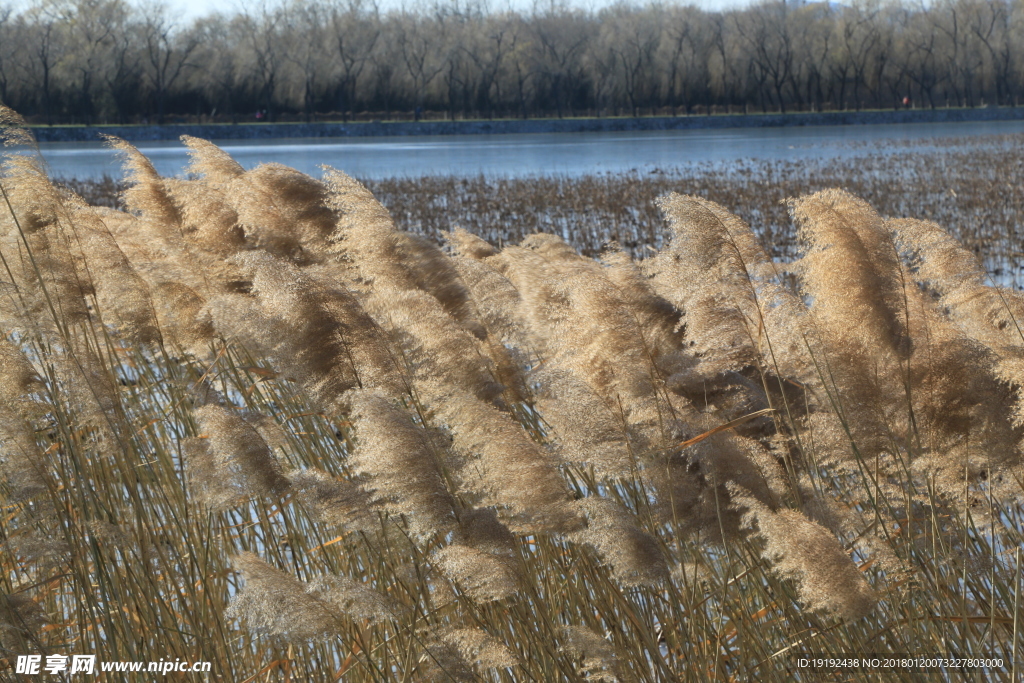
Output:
left=26, top=119, right=1024, bottom=181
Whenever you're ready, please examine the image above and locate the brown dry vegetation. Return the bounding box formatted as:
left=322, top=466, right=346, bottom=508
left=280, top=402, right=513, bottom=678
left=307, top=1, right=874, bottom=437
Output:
left=3, top=107, right=1024, bottom=681
left=64, top=133, right=1024, bottom=285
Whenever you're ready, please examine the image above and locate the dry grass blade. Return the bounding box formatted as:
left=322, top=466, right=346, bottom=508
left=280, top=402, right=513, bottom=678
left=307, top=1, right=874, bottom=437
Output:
left=678, top=408, right=777, bottom=448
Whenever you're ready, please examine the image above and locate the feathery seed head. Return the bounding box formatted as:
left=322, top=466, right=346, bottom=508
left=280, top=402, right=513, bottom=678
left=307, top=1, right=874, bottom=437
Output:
left=434, top=543, right=520, bottom=602
left=789, top=189, right=910, bottom=360
left=736, top=491, right=878, bottom=620
left=573, top=497, right=669, bottom=587
left=288, top=468, right=379, bottom=535
left=227, top=553, right=341, bottom=640
left=192, top=404, right=290, bottom=499
left=349, top=391, right=457, bottom=540
left=181, top=136, right=245, bottom=183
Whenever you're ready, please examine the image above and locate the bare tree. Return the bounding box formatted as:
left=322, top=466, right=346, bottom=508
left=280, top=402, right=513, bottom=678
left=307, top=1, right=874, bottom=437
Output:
left=282, top=0, right=329, bottom=121
left=606, top=5, right=661, bottom=117
left=369, top=18, right=400, bottom=117
left=0, top=3, right=16, bottom=105
left=828, top=2, right=887, bottom=109
left=587, top=17, right=617, bottom=115
left=931, top=0, right=984, bottom=106
left=190, top=15, right=243, bottom=121
left=461, top=12, right=515, bottom=118
left=396, top=10, right=446, bottom=120
left=893, top=6, right=943, bottom=108
left=22, top=1, right=67, bottom=124
left=434, top=1, right=471, bottom=119
left=239, top=1, right=284, bottom=120
left=964, top=0, right=1013, bottom=105
left=661, top=6, right=715, bottom=114
left=792, top=3, right=834, bottom=111
left=507, top=13, right=534, bottom=118
left=329, top=0, right=379, bottom=120
left=2, top=0, right=1023, bottom=123
left=60, top=0, right=125, bottom=123
left=103, top=12, right=142, bottom=122
left=733, top=1, right=797, bottom=112
left=530, top=7, right=592, bottom=117
left=140, top=3, right=199, bottom=122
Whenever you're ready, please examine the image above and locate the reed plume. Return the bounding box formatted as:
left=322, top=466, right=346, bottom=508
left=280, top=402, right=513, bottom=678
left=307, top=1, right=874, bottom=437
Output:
left=446, top=246, right=522, bottom=346
left=572, top=497, right=668, bottom=587
left=149, top=281, right=215, bottom=352
left=893, top=216, right=1024, bottom=432
left=227, top=553, right=396, bottom=641
left=165, top=178, right=246, bottom=258
left=653, top=193, right=770, bottom=373
left=348, top=391, right=457, bottom=540
left=560, top=626, right=625, bottom=683
left=0, top=591, right=48, bottom=646
left=325, top=169, right=487, bottom=339
left=191, top=404, right=290, bottom=502
left=431, top=392, right=579, bottom=533
left=434, top=543, right=520, bottom=602
left=0, top=336, right=48, bottom=501
left=70, top=207, right=162, bottom=344
left=106, top=136, right=182, bottom=234
left=417, top=626, right=517, bottom=682
left=429, top=627, right=516, bottom=671
left=735, top=490, right=878, bottom=620
left=181, top=135, right=245, bottom=183
left=213, top=251, right=405, bottom=408
left=533, top=367, right=633, bottom=479
left=0, top=150, right=90, bottom=329
left=288, top=468, right=379, bottom=535
left=228, top=163, right=336, bottom=260
left=789, top=189, right=910, bottom=365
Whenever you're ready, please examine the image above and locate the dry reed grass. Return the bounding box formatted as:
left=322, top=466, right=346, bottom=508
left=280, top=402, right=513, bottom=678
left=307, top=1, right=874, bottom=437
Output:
left=3, top=107, right=1023, bottom=681
left=65, top=133, right=1024, bottom=291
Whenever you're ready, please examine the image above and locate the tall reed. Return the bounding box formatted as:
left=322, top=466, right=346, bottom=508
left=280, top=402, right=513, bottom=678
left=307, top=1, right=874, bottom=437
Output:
left=2, top=107, right=1022, bottom=681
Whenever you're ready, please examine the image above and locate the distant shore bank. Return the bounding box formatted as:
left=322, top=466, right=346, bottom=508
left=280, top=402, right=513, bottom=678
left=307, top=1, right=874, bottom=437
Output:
left=28, top=107, right=1024, bottom=143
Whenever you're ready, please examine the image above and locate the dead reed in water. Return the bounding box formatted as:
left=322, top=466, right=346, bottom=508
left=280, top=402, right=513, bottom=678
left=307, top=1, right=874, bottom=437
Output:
left=66, top=133, right=1024, bottom=290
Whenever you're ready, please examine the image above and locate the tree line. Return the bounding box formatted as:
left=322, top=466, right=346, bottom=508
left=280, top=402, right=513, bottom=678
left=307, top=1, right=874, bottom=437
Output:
left=1, top=0, right=1022, bottom=125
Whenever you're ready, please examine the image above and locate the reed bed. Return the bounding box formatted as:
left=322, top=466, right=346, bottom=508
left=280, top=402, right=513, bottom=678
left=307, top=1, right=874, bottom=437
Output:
left=3, top=106, right=1023, bottom=682
left=65, top=133, right=1024, bottom=289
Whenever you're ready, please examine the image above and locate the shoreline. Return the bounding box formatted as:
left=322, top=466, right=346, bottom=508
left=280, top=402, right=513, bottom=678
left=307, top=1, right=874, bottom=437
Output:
left=28, top=106, right=1024, bottom=143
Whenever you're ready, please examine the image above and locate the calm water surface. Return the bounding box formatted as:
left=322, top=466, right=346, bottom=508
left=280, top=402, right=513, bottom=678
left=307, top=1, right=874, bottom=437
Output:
left=29, top=119, right=1024, bottom=180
